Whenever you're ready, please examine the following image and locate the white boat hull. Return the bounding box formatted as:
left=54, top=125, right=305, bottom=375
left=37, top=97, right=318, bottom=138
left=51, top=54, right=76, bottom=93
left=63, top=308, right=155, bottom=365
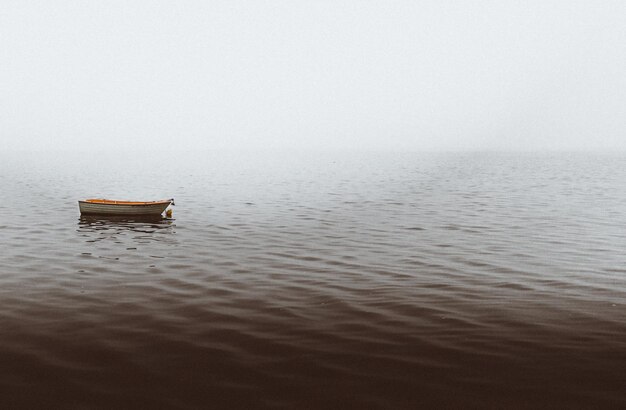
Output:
left=78, top=201, right=171, bottom=216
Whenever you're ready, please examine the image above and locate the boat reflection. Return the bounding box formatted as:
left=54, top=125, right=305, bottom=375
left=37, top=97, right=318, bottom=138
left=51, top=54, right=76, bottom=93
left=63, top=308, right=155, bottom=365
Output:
left=77, top=215, right=176, bottom=244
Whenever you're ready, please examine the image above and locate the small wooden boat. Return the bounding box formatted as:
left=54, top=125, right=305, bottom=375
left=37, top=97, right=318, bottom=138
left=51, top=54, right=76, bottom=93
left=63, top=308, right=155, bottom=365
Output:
left=78, top=198, right=174, bottom=216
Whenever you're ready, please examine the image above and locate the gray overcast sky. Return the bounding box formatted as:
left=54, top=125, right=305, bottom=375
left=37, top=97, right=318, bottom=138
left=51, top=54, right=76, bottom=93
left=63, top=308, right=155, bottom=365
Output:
left=1, top=0, right=625, bottom=151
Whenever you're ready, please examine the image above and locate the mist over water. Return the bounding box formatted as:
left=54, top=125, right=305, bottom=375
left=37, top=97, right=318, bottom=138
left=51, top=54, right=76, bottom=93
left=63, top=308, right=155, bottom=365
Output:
left=0, top=150, right=625, bottom=408
left=3, top=1, right=626, bottom=152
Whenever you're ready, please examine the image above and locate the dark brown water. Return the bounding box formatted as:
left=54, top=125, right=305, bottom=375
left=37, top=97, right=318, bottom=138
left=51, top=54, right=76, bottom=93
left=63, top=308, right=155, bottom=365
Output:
left=1, top=151, right=625, bottom=409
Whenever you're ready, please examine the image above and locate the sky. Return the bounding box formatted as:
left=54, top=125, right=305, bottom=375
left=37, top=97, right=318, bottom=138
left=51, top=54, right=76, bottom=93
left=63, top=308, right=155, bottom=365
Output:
left=1, top=0, right=625, bottom=152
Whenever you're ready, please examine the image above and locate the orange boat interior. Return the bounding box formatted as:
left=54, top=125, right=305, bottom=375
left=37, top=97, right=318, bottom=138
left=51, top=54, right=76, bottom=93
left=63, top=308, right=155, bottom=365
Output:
left=84, top=199, right=171, bottom=205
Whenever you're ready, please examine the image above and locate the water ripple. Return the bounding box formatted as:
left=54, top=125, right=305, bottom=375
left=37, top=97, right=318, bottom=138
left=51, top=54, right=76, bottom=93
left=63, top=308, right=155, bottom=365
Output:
left=1, top=152, right=625, bottom=408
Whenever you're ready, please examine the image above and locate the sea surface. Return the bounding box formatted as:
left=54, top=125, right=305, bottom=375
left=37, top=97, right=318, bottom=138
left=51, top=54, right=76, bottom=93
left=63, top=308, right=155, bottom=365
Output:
left=1, top=150, right=625, bottom=409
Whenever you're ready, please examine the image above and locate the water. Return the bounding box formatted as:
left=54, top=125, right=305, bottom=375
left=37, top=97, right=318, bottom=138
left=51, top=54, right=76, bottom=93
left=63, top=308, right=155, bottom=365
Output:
left=1, top=151, right=625, bottom=409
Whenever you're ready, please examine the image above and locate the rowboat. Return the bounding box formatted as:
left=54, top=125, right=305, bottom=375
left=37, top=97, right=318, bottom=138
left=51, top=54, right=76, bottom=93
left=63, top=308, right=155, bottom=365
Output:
left=78, top=198, right=175, bottom=216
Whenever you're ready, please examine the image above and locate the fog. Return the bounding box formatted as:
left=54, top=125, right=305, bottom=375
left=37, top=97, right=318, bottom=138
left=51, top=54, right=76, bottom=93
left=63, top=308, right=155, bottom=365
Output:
left=1, top=0, right=625, bottom=152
